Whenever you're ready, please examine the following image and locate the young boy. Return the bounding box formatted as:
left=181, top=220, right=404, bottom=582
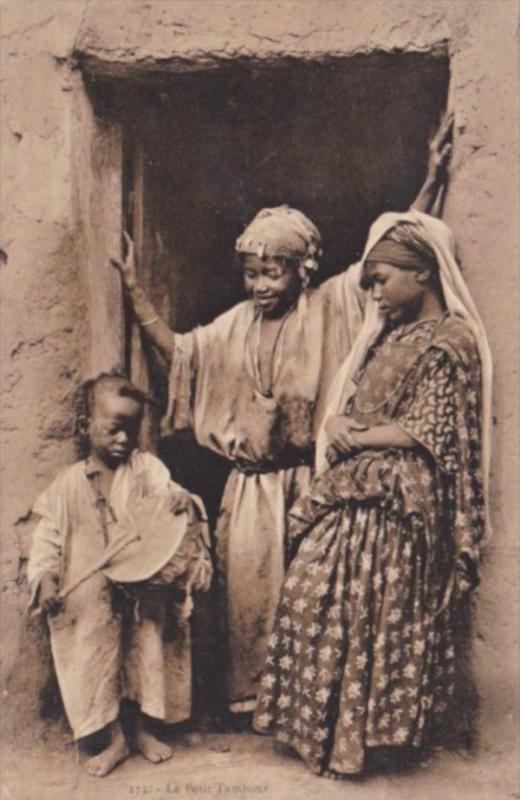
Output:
left=28, top=372, right=212, bottom=777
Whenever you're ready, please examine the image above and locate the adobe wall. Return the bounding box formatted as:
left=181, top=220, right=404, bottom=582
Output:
left=1, top=0, right=518, bottom=756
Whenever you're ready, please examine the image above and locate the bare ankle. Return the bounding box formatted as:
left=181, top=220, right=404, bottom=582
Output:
left=135, top=713, right=172, bottom=764
left=84, top=720, right=129, bottom=777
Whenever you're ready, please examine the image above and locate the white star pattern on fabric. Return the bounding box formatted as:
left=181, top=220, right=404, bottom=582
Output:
left=394, top=727, right=408, bottom=743
left=361, top=553, right=372, bottom=572
left=330, top=624, right=344, bottom=640
left=347, top=681, right=362, bottom=698
left=377, top=674, right=389, bottom=689
left=313, top=727, right=328, bottom=742
left=413, top=640, right=426, bottom=655
left=316, top=687, right=331, bottom=703
left=387, top=566, right=400, bottom=583
left=356, top=653, right=368, bottom=669
left=403, top=663, right=417, bottom=678
left=341, top=709, right=354, bottom=725
left=319, top=645, right=332, bottom=661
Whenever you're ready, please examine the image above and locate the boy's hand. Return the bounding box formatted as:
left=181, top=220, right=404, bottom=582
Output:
left=190, top=557, right=212, bottom=592
left=39, top=573, right=64, bottom=616
left=168, top=488, right=192, bottom=516
left=111, top=232, right=138, bottom=291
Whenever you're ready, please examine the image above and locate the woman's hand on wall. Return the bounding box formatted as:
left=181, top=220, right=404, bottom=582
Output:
left=411, top=111, right=454, bottom=215
left=111, top=231, right=176, bottom=363
left=427, top=111, right=454, bottom=185
left=111, top=231, right=139, bottom=291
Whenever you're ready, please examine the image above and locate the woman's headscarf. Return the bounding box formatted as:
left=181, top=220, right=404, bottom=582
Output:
left=235, top=205, right=322, bottom=280
left=316, top=209, right=493, bottom=537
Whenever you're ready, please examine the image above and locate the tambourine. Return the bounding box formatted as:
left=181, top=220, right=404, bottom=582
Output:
left=102, top=494, right=192, bottom=583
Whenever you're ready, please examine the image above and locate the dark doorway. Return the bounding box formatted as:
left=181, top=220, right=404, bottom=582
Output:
left=89, top=52, right=449, bottom=330
left=89, top=49, right=450, bottom=508
left=85, top=52, right=449, bottom=719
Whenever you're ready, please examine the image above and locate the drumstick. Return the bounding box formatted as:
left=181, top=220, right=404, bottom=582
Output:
left=59, top=532, right=141, bottom=599
left=31, top=532, right=140, bottom=617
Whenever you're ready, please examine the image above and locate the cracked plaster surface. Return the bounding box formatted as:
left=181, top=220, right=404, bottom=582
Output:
left=0, top=0, right=518, bottom=752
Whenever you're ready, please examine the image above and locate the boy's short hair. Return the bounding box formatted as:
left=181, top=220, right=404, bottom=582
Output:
left=75, top=371, right=150, bottom=458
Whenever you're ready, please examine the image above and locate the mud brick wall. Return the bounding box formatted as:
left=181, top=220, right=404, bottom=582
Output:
left=1, top=0, right=518, bottom=757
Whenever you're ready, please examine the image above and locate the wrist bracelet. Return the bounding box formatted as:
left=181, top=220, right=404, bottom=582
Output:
left=140, top=316, right=159, bottom=327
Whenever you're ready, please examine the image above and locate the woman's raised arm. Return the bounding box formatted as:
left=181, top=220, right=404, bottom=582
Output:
left=111, top=232, right=176, bottom=364
left=411, top=112, right=454, bottom=216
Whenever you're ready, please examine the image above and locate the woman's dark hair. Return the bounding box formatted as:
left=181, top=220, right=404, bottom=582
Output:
left=74, top=370, right=150, bottom=458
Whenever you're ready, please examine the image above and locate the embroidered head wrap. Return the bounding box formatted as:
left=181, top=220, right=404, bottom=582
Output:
left=363, top=238, right=437, bottom=273
left=235, top=205, right=322, bottom=278
left=316, top=209, right=493, bottom=539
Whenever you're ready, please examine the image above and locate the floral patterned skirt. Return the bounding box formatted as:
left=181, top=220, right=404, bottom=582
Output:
left=253, top=482, right=455, bottom=775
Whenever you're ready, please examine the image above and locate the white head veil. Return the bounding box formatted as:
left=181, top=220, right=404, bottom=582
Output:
left=315, top=209, right=493, bottom=537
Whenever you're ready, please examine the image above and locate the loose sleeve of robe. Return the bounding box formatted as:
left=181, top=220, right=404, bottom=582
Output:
left=318, top=262, right=366, bottom=364
left=27, top=481, right=65, bottom=608
left=161, top=332, right=197, bottom=435
left=160, top=304, right=242, bottom=441
left=396, top=346, right=485, bottom=562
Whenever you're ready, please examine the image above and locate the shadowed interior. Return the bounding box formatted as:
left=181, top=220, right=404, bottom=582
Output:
left=86, top=53, right=449, bottom=718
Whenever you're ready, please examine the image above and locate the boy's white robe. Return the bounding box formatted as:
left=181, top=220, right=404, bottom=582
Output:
left=28, top=451, right=197, bottom=739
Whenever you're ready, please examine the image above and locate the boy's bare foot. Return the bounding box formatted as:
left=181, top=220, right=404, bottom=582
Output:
left=85, top=721, right=129, bottom=777
left=135, top=717, right=172, bottom=763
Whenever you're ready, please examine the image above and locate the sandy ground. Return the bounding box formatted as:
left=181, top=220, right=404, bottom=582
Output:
left=1, top=728, right=519, bottom=800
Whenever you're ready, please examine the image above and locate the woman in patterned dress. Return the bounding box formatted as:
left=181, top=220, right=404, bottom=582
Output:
left=253, top=210, right=492, bottom=777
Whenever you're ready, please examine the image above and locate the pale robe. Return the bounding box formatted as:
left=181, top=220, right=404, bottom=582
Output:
left=28, top=451, right=204, bottom=739
left=162, top=266, right=366, bottom=710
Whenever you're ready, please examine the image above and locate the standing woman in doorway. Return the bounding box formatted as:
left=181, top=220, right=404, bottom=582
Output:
left=111, top=117, right=453, bottom=717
